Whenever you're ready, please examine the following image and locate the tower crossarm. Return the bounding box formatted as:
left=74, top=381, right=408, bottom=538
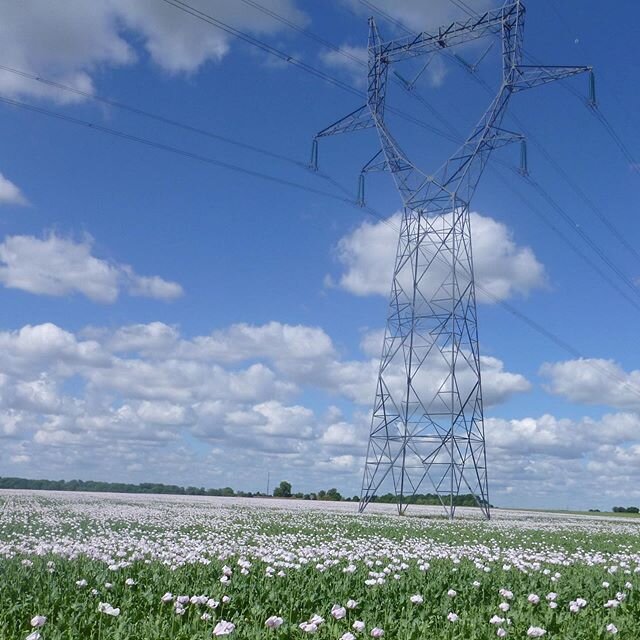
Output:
left=512, top=64, right=592, bottom=91
left=377, top=3, right=519, bottom=63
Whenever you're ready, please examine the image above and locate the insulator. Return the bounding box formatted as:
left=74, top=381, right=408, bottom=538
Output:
left=357, top=173, right=365, bottom=207
left=520, top=139, right=528, bottom=176
left=310, top=138, right=318, bottom=171
left=589, top=70, right=597, bottom=108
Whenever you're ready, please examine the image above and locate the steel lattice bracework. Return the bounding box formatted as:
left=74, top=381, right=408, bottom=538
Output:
left=313, top=1, right=591, bottom=519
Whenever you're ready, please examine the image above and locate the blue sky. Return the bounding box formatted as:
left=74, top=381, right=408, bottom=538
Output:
left=0, top=0, right=638, bottom=510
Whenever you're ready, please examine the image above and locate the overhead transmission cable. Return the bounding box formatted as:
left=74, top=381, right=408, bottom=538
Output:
left=160, top=0, right=458, bottom=143
left=0, top=94, right=369, bottom=209
left=0, top=64, right=353, bottom=198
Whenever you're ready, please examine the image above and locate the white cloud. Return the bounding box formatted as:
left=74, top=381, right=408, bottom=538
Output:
left=540, top=358, right=640, bottom=410
left=342, top=0, right=498, bottom=33
left=0, top=318, right=531, bottom=498
left=0, top=0, right=308, bottom=103
left=484, top=411, right=640, bottom=507
left=0, top=233, right=183, bottom=302
left=320, top=45, right=368, bottom=86
left=0, top=173, right=28, bottom=206
left=330, top=211, right=546, bottom=303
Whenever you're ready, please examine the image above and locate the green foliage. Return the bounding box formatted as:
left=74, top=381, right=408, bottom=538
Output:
left=0, top=476, right=256, bottom=498
left=1, top=494, right=640, bottom=640
left=370, top=492, right=491, bottom=508
left=272, top=480, right=292, bottom=498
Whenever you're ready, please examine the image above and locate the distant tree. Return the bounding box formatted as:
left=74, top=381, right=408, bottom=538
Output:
left=273, top=480, right=292, bottom=498
left=294, top=492, right=304, bottom=499
left=627, top=506, right=639, bottom=513
left=325, top=488, right=342, bottom=501
left=317, top=489, right=326, bottom=499
left=352, top=495, right=360, bottom=502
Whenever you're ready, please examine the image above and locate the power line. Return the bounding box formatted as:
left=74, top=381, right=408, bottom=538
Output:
left=161, top=0, right=458, bottom=143
left=525, top=174, right=640, bottom=305
left=492, top=166, right=640, bottom=314
left=237, top=0, right=366, bottom=68
left=0, top=64, right=353, bottom=199
left=237, top=0, right=463, bottom=140
left=0, top=94, right=364, bottom=208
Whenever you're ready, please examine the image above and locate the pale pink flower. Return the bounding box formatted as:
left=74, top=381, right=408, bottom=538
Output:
left=528, top=594, right=540, bottom=605
left=265, top=616, right=283, bottom=629
left=497, top=629, right=507, bottom=638
left=213, top=620, right=235, bottom=636
left=606, top=623, right=618, bottom=635
left=526, top=627, right=546, bottom=637
left=498, top=602, right=510, bottom=612
left=346, top=600, right=358, bottom=609
left=447, top=589, right=457, bottom=597
left=30, top=616, right=46, bottom=628
left=447, top=612, right=459, bottom=623
left=370, top=628, right=384, bottom=638
left=353, top=621, right=365, bottom=632
left=331, top=605, right=347, bottom=620
left=341, top=634, right=356, bottom=640
left=161, top=592, right=173, bottom=603
left=410, top=594, right=423, bottom=604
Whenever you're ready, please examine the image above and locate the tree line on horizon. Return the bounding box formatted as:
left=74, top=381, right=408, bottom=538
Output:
left=0, top=476, right=487, bottom=507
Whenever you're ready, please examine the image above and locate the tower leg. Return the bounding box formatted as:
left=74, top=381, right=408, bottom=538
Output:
left=359, top=204, right=490, bottom=519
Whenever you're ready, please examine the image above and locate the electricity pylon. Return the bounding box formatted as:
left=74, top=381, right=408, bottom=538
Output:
left=313, top=1, right=591, bottom=518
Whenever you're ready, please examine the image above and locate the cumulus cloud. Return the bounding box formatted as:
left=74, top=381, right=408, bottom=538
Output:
left=485, top=411, right=640, bottom=506
left=540, top=358, right=640, bottom=411
left=330, top=211, right=546, bottom=302
left=342, top=0, right=498, bottom=33
left=0, top=319, right=529, bottom=492
left=0, top=173, right=28, bottom=206
left=0, top=233, right=183, bottom=302
left=0, top=0, right=308, bottom=102
left=1, top=317, right=638, bottom=507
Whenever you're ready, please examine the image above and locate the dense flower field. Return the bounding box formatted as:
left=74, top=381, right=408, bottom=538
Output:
left=1, top=492, right=639, bottom=639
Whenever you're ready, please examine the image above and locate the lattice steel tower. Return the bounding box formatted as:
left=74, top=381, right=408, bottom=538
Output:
left=313, top=1, right=590, bottom=518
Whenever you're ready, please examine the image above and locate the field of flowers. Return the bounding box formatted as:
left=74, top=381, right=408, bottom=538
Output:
left=1, top=491, right=639, bottom=639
